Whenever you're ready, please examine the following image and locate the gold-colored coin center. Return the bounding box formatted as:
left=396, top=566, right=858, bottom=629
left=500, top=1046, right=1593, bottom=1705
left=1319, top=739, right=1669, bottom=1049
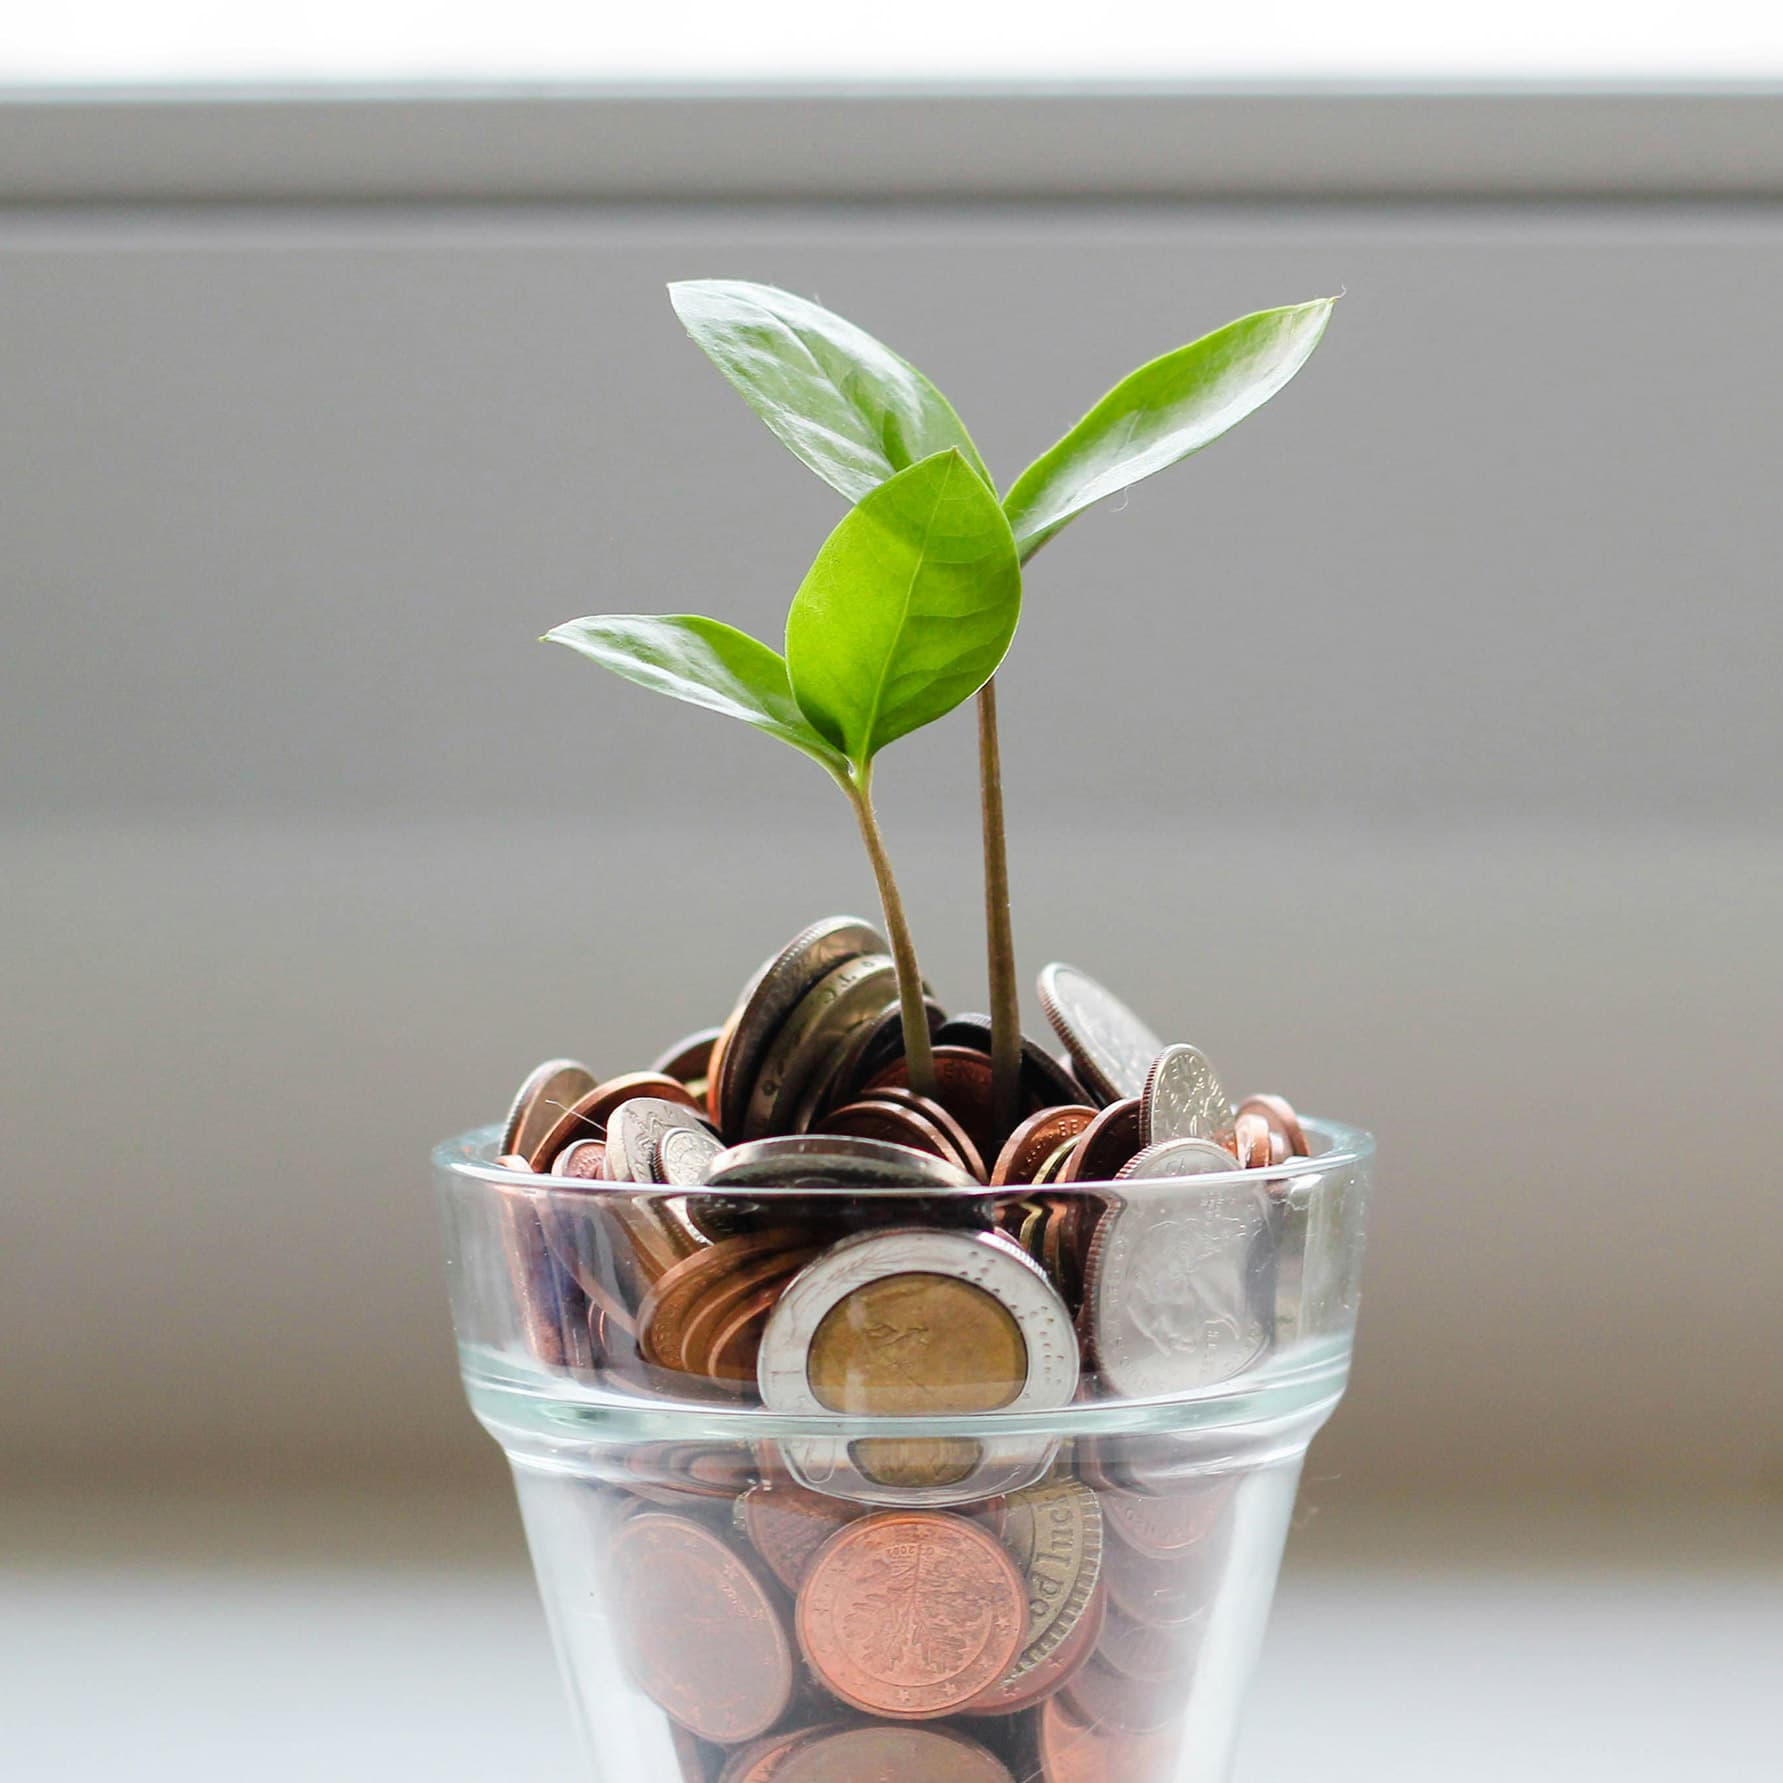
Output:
left=807, top=1273, right=1028, bottom=1416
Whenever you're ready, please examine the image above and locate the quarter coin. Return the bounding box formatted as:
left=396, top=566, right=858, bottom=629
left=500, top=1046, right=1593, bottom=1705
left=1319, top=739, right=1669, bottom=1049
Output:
left=608, top=1512, right=795, bottom=1744
left=657, top=1121, right=726, bottom=1187
left=606, top=1096, right=715, bottom=1185
left=1037, top=965, right=1163, bottom=1105
left=796, top=1512, right=1028, bottom=1719
left=1114, top=1137, right=1238, bottom=1182
left=1140, top=1043, right=1233, bottom=1146
left=1084, top=1160, right=1276, bottom=1395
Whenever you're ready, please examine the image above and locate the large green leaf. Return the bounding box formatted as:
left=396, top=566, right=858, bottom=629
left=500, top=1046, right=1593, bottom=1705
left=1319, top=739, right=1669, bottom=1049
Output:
left=785, top=450, right=1021, bottom=770
left=1004, top=299, right=1337, bottom=560
left=669, top=278, right=991, bottom=503
left=545, top=613, right=847, bottom=776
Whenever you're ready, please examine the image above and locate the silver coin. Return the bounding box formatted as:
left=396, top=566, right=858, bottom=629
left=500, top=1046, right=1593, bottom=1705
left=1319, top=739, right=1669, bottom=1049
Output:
left=605, top=1097, right=713, bottom=1185
left=1037, top=964, right=1163, bottom=1105
left=1086, top=1158, right=1277, bottom=1395
left=1140, top=1046, right=1234, bottom=1147
left=757, top=1226, right=1078, bottom=1505
left=656, top=1121, right=726, bottom=1187
left=500, top=1058, right=597, bottom=1162
left=701, top=1133, right=980, bottom=1193
left=740, top=953, right=900, bottom=1140
left=716, top=916, right=886, bottom=1138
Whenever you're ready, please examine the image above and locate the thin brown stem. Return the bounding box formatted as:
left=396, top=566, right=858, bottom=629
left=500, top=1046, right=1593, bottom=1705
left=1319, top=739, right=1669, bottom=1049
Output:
left=847, top=772, right=937, bottom=1098
left=977, top=678, right=1023, bottom=1139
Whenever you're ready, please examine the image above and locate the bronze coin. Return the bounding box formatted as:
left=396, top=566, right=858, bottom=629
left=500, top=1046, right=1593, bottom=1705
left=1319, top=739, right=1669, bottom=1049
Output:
left=996, top=1477, right=1105, bottom=1672
left=491, top=1160, right=577, bottom=1370
left=638, top=1233, right=806, bottom=1371
left=935, top=1014, right=1086, bottom=1112
left=1059, top=1647, right=1177, bottom=1734
left=652, top=1026, right=722, bottom=1085
left=1100, top=1477, right=1235, bottom=1559
left=1238, top=1091, right=1309, bottom=1157
left=1059, top=1097, right=1143, bottom=1183
left=501, top=1058, right=597, bottom=1162
left=990, top=1105, right=1097, bottom=1187
left=863, top=1045, right=1000, bottom=1167
left=744, top=955, right=902, bottom=1140
left=680, top=1251, right=818, bottom=1383
left=776, top=1724, right=1015, bottom=1782
left=736, top=1479, right=868, bottom=1591
left=796, top=1512, right=1028, bottom=1719
left=1036, top=1694, right=1181, bottom=1782
left=809, top=996, right=947, bottom=1118
left=609, top=1512, right=795, bottom=1744
left=670, top=1722, right=719, bottom=1782
left=807, top=1272, right=1028, bottom=1415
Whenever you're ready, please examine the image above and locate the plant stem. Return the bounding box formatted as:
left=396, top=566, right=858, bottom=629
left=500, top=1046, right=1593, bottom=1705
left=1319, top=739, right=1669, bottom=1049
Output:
left=976, top=679, right=1023, bottom=1140
left=847, top=771, right=937, bottom=1098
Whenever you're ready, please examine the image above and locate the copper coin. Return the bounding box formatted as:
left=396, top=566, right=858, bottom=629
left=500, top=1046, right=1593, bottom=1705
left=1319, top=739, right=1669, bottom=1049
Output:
left=1101, top=1522, right=1226, bottom=1628
left=1231, top=1109, right=1272, bottom=1171
left=863, top=1045, right=1000, bottom=1166
left=1059, top=1647, right=1177, bottom=1734
left=1036, top=1693, right=1181, bottom=1782
left=822, top=1097, right=963, bottom=1167
left=609, top=1512, right=795, bottom=1744
left=717, top=917, right=887, bottom=1140
left=1238, top=1091, right=1309, bottom=1157
left=550, top=1137, right=607, bottom=1179
left=702, top=1277, right=795, bottom=1383
left=1096, top=1602, right=1203, bottom=1684
left=1059, top=1097, right=1142, bottom=1184
left=680, top=1251, right=818, bottom=1382
left=807, top=996, right=947, bottom=1120
left=935, top=1013, right=1087, bottom=1113
left=796, top=1512, right=1028, bottom=1719
left=670, top=1722, right=719, bottom=1782
left=961, top=1581, right=1105, bottom=1717
left=776, top=1724, right=1014, bottom=1783
left=652, top=1026, right=722, bottom=1085
left=492, top=1156, right=576, bottom=1369
left=501, top=1058, right=597, bottom=1160
left=638, top=1233, right=805, bottom=1371
left=1100, top=1477, right=1235, bottom=1559
left=990, top=1105, right=1097, bottom=1187
left=716, top=1727, right=830, bottom=1783
left=736, top=1479, right=868, bottom=1591
left=856, top=1086, right=987, bottom=1181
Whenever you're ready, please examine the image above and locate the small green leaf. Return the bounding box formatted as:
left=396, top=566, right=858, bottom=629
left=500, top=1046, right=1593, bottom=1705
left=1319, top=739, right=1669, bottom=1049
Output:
left=785, top=449, right=1021, bottom=771
left=1004, top=299, right=1337, bottom=560
left=670, top=278, right=992, bottom=503
left=545, top=613, right=847, bottom=776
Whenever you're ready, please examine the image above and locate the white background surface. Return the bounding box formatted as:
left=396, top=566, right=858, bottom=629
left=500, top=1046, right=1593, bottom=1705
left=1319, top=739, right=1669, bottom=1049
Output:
left=6, top=1494, right=1776, bottom=1779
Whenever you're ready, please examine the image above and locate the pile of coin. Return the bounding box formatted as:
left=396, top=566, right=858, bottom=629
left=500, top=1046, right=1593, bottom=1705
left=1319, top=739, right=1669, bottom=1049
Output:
left=487, top=915, right=1317, bottom=1780
left=588, top=1454, right=1233, bottom=1782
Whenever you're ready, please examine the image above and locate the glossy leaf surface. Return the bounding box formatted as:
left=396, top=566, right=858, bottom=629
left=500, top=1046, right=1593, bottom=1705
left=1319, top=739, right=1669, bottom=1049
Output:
left=670, top=278, right=991, bottom=502
left=786, top=450, right=1021, bottom=770
left=546, top=613, right=846, bottom=775
left=1004, top=299, right=1337, bottom=559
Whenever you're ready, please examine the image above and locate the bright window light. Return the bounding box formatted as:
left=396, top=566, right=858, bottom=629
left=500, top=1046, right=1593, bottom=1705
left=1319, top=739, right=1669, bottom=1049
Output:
left=5, top=2, right=1783, bottom=86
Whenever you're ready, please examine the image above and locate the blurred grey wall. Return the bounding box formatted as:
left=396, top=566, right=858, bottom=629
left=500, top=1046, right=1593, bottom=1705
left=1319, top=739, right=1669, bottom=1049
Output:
left=3, top=96, right=1780, bottom=1505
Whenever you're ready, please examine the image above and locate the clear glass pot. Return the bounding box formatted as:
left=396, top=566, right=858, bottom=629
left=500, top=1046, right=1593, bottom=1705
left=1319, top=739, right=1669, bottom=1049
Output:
left=435, top=1119, right=1371, bottom=1783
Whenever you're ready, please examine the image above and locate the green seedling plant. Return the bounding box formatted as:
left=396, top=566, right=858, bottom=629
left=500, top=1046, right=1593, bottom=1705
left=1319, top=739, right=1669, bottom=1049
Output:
left=548, top=448, right=1020, bottom=1099
left=661, top=279, right=1336, bottom=1130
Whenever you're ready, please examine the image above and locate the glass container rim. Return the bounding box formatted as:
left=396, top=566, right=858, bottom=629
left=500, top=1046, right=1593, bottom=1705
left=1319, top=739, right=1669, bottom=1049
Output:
left=433, top=1114, right=1374, bottom=1196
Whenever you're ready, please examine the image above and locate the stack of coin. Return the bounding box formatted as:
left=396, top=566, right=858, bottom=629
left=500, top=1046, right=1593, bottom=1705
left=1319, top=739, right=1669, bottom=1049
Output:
left=486, top=917, right=1321, bottom=1778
